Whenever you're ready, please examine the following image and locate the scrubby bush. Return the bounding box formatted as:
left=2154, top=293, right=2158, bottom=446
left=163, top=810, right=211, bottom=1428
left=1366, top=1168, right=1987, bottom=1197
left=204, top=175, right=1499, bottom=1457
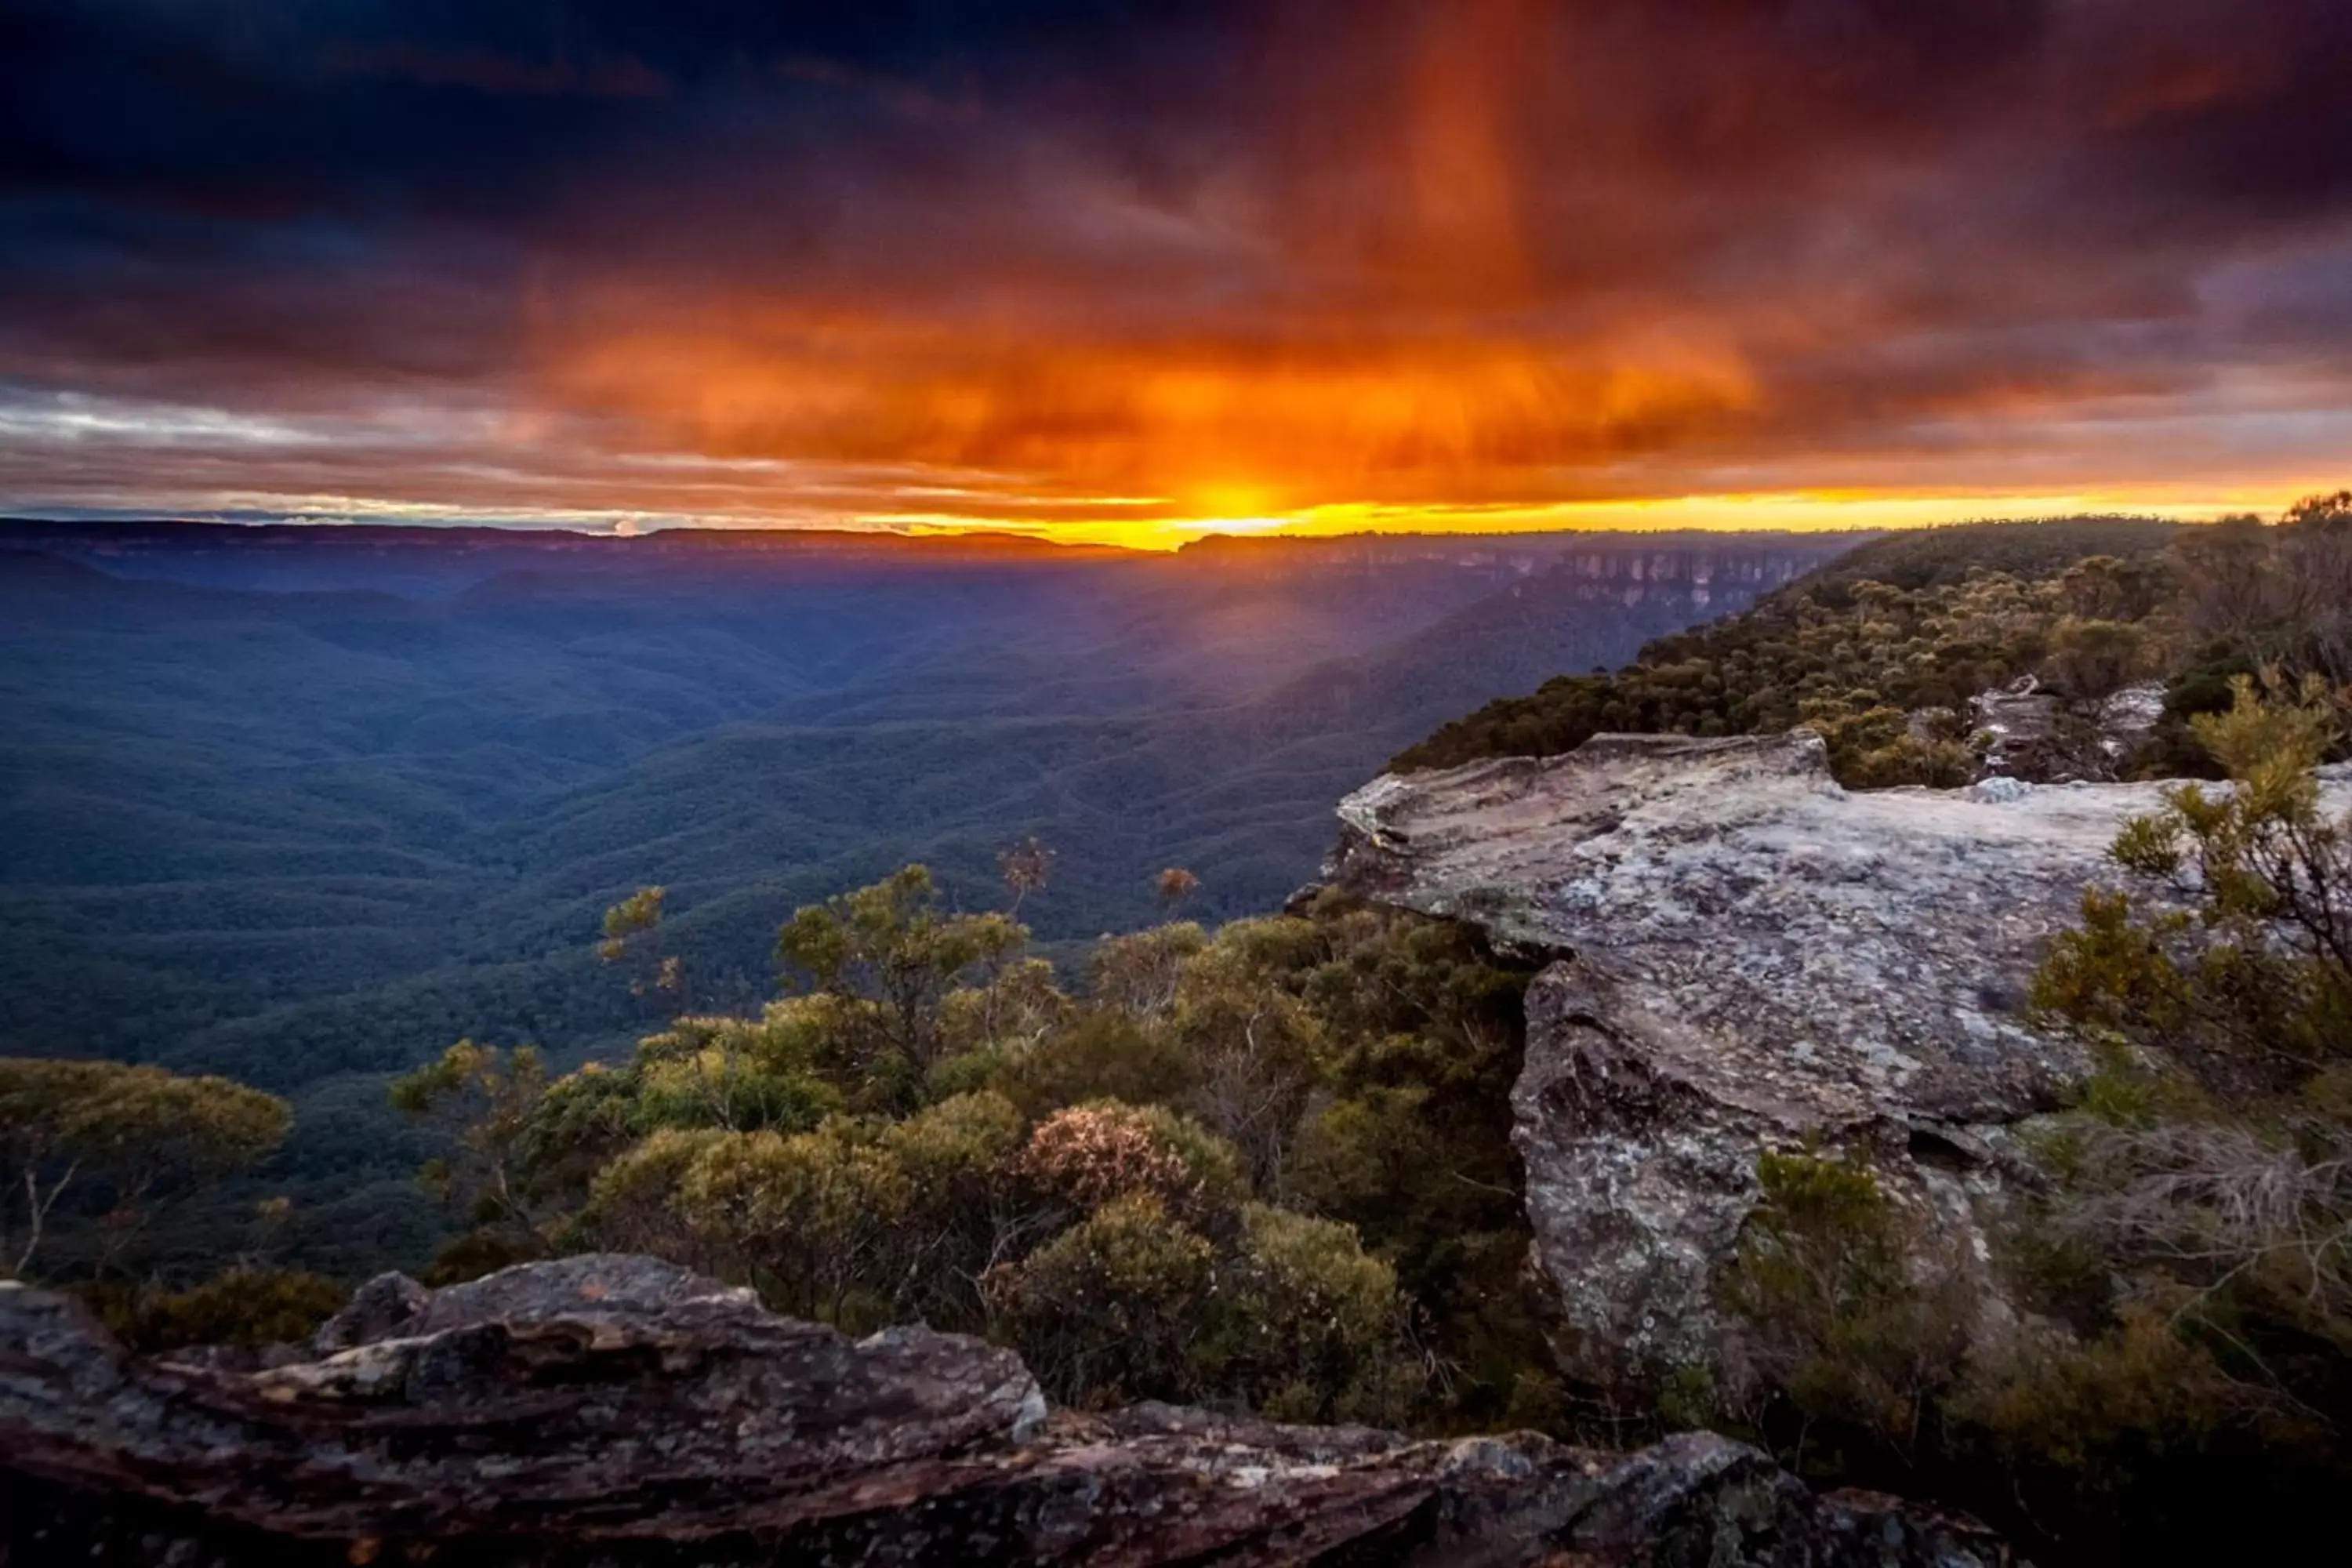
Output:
left=1195, top=1203, right=1421, bottom=1425
left=562, top=1126, right=728, bottom=1258
left=985, top=1192, right=1217, bottom=1405
left=673, top=1119, right=909, bottom=1327
left=875, top=1091, right=1030, bottom=1325
left=775, top=864, right=1031, bottom=1105
left=1960, top=669, right=2352, bottom=1555
left=86, top=1267, right=348, bottom=1353
left=989, top=1008, right=1199, bottom=1119
left=1, top=1057, right=290, bottom=1279
left=1717, top=1150, right=1974, bottom=1467
left=1016, top=1101, right=1243, bottom=1226
left=368, top=866, right=1533, bottom=1428
left=1088, top=922, right=1208, bottom=1018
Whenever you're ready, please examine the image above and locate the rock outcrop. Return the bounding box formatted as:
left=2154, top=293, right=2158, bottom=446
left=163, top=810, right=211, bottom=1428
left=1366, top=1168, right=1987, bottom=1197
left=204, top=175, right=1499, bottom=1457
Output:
left=1327, top=731, right=2352, bottom=1388
left=0, top=1254, right=2003, bottom=1566
left=1969, top=676, right=2167, bottom=781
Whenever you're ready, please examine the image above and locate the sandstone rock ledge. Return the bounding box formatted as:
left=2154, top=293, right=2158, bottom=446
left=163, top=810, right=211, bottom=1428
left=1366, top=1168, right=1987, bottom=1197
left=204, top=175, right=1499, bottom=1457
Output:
left=1328, top=731, right=2352, bottom=1387
left=0, top=1254, right=2002, bottom=1566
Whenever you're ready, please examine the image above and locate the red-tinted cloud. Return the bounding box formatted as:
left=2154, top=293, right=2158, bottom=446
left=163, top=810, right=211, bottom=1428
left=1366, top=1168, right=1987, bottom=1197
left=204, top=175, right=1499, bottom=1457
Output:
left=3, top=1, right=2349, bottom=539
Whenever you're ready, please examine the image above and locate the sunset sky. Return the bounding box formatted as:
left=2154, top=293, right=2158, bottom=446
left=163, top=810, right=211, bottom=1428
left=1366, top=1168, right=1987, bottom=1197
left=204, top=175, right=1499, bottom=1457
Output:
left=5, top=2, right=2350, bottom=546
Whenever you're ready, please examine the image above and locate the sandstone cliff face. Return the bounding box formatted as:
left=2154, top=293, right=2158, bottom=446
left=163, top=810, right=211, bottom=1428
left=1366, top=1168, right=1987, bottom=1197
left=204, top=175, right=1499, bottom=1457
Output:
left=1327, top=731, right=2352, bottom=1387
left=0, top=1254, right=2003, bottom=1566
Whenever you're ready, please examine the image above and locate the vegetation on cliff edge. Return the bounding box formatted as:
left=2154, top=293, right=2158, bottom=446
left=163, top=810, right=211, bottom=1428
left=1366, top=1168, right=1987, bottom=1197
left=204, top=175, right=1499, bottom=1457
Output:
left=1399, top=499, right=2352, bottom=787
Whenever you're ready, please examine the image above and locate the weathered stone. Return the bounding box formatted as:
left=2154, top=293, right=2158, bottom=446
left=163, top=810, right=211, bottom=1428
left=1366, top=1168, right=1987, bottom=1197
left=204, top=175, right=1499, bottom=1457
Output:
left=1327, top=731, right=2348, bottom=1386
left=310, top=1267, right=428, bottom=1352
left=1968, top=673, right=2062, bottom=778
left=0, top=1255, right=2003, bottom=1565
left=2096, top=681, right=2168, bottom=765
left=1967, top=675, right=2166, bottom=782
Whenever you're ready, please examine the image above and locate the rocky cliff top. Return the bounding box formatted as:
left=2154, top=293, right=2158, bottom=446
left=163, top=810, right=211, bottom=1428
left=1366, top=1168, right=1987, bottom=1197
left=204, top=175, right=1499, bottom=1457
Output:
left=0, top=1254, right=2004, bottom=1566
left=1330, top=730, right=2181, bottom=1120
left=1327, top=732, right=2352, bottom=1381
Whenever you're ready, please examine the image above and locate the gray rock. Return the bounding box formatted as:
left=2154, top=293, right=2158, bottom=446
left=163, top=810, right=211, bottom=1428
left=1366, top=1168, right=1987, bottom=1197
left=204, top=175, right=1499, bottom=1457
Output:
left=1329, top=731, right=2352, bottom=1386
left=310, top=1267, right=428, bottom=1352
left=1966, top=676, right=2166, bottom=782
left=0, top=1257, right=2005, bottom=1565
left=1968, top=673, right=2061, bottom=777
left=2099, top=680, right=2168, bottom=761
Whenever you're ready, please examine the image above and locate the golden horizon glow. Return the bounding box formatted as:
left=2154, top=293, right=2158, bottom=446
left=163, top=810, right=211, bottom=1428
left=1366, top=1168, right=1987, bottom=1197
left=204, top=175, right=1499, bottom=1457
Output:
left=790, top=483, right=2340, bottom=551
left=15, top=476, right=2328, bottom=554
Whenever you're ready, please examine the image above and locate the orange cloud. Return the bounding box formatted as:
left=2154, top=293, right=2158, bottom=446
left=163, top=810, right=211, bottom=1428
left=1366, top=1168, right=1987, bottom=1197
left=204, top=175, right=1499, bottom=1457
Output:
left=5, top=1, right=2351, bottom=539
left=535, top=296, right=1759, bottom=515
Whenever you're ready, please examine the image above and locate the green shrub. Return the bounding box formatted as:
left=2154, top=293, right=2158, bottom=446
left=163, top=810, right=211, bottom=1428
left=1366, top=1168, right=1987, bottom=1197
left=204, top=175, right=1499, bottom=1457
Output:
left=1087, top=923, right=1209, bottom=1018
left=878, top=1091, right=1029, bottom=1326
left=372, top=879, right=1544, bottom=1431
left=1988, top=668, right=2352, bottom=1555
left=1718, top=1149, right=1973, bottom=1465
left=1, top=1057, right=290, bottom=1279
left=1196, top=1203, right=1422, bottom=1425
left=561, top=1126, right=728, bottom=1258
left=989, top=1007, right=1199, bottom=1119
left=633, top=1044, right=838, bottom=1136
left=90, top=1268, right=347, bottom=1353
left=673, top=1119, right=913, bottom=1326
left=986, top=1192, right=1216, bottom=1406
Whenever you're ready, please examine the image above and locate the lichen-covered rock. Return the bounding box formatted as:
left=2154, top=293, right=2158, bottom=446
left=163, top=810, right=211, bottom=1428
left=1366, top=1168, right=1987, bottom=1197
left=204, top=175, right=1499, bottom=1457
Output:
left=1968, top=675, right=2166, bottom=781
left=1328, top=731, right=2352, bottom=1387
left=0, top=1255, right=2003, bottom=1565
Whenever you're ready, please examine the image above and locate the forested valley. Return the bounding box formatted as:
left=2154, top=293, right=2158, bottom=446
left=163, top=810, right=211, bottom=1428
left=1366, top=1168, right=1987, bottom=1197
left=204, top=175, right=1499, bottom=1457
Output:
left=9, top=502, right=2352, bottom=1563
left=0, top=520, right=1842, bottom=1268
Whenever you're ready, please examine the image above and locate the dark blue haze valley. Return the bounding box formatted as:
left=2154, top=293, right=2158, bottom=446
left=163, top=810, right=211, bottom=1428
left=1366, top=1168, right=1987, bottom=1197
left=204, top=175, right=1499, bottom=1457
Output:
left=0, top=520, right=1846, bottom=1265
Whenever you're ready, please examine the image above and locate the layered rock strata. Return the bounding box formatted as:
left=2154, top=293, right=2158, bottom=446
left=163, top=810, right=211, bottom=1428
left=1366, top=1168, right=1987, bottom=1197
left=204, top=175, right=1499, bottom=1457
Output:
left=0, top=1254, right=2003, bottom=1566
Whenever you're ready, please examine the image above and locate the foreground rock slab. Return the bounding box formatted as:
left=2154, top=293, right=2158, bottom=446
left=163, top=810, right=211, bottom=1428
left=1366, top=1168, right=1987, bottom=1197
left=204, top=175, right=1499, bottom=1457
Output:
left=1329, top=731, right=2352, bottom=1385
left=0, top=1254, right=2001, bottom=1566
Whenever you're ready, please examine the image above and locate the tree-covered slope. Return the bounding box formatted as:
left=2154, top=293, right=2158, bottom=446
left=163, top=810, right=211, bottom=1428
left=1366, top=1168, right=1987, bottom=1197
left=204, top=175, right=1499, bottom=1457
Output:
left=0, top=524, right=1852, bottom=1263
left=1395, top=516, right=2221, bottom=780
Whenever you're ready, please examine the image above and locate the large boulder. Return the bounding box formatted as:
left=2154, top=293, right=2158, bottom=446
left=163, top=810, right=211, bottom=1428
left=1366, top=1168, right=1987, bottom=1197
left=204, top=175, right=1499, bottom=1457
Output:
left=0, top=1254, right=2003, bottom=1565
left=1327, top=731, right=2352, bottom=1388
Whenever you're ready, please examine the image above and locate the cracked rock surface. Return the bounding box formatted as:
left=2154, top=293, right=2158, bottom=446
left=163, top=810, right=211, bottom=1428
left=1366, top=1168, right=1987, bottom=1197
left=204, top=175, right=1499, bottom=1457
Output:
left=1327, top=731, right=2352, bottom=1384
left=0, top=1254, right=2005, bottom=1565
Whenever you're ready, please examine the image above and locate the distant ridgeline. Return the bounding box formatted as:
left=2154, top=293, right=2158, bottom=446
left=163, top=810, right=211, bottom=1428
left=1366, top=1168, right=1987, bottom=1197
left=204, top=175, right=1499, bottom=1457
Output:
left=0, top=518, right=1847, bottom=1271
left=0, top=515, right=1835, bottom=600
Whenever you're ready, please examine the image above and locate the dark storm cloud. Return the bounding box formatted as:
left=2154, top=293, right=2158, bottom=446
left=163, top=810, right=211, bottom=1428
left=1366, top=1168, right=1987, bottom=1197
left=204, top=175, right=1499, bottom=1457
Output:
left=3, top=1, right=2350, bottom=533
